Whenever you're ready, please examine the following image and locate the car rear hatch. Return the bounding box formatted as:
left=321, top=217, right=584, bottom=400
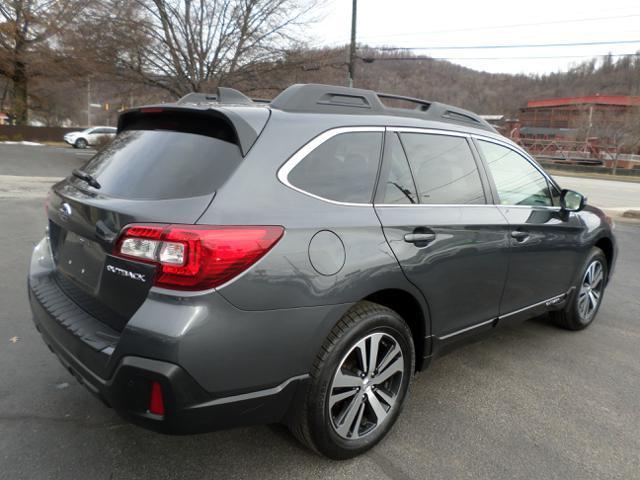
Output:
left=46, top=106, right=269, bottom=333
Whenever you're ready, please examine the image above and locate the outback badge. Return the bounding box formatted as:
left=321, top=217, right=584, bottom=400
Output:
left=106, top=264, right=146, bottom=282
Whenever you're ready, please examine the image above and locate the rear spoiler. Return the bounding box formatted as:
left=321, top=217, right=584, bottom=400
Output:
left=117, top=105, right=270, bottom=156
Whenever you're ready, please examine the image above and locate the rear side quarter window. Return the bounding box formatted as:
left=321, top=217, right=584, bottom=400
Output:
left=286, top=131, right=383, bottom=204
left=377, top=133, right=418, bottom=204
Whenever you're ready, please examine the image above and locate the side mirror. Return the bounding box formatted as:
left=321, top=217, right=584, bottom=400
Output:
left=560, top=189, right=586, bottom=212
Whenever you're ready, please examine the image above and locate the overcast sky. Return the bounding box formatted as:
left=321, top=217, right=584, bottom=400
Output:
left=307, top=0, right=640, bottom=75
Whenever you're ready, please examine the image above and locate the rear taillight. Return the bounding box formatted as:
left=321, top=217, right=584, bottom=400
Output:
left=114, top=224, right=284, bottom=291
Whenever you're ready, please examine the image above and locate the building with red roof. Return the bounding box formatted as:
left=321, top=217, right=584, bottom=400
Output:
left=518, top=94, right=640, bottom=140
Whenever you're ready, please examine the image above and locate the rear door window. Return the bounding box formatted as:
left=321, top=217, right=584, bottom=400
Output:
left=287, top=132, right=383, bottom=203
left=399, top=133, right=486, bottom=204
left=79, top=128, right=243, bottom=200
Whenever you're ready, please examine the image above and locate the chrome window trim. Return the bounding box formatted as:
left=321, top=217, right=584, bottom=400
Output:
left=387, top=126, right=469, bottom=137
left=277, top=125, right=562, bottom=210
left=374, top=203, right=497, bottom=208
left=276, top=126, right=385, bottom=207
left=497, top=205, right=562, bottom=212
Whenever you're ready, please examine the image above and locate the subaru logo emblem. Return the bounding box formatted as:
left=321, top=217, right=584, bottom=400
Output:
left=58, top=203, right=72, bottom=222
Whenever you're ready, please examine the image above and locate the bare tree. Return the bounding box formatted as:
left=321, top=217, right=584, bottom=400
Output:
left=90, top=0, right=320, bottom=98
left=605, top=107, right=640, bottom=174
left=0, top=0, right=90, bottom=124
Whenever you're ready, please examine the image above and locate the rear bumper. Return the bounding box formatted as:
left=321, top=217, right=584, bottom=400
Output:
left=27, top=233, right=315, bottom=434
left=27, top=233, right=346, bottom=433
left=30, top=286, right=308, bottom=433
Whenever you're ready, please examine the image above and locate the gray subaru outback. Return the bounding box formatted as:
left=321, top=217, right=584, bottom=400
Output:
left=29, top=84, right=616, bottom=459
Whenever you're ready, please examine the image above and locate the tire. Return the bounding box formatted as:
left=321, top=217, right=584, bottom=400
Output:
left=550, top=247, right=608, bottom=330
left=288, top=301, right=415, bottom=459
left=75, top=138, right=88, bottom=149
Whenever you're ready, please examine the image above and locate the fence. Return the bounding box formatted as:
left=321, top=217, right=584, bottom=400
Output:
left=0, top=125, right=80, bottom=143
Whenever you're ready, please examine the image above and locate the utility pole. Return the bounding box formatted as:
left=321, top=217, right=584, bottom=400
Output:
left=347, top=0, right=357, bottom=87
left=87, top=76, right=91, bottom=127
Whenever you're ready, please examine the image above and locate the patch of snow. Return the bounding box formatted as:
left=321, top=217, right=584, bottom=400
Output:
left=0, top=141, right=44, bottom=146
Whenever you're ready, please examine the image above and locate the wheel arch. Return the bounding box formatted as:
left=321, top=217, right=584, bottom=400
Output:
left=594, top=236, right=614, bottom=282
left=364, top=288, right=430, bottom=371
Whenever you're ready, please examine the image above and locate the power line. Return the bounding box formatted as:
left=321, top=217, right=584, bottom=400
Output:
left=377, top=39, right=640, bottom=51
left=356, top=13, right=640, bottom=40
left=364, top=53, right=640, bottom=61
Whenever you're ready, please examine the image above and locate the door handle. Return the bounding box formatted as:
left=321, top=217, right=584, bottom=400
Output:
left=404, top=232, right=436, bottom=244
left=510, top=231, right=530, bottom=242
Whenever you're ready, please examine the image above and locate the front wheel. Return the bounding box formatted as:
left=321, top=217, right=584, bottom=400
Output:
left=288, top=301, right=415, bottom=459
left=74, top=138, right=88, bottom=149
left=551, top=247, right=608, bottom=330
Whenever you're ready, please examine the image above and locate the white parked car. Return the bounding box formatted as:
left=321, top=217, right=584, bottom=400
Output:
left=63, top=126, right=117, bottom=149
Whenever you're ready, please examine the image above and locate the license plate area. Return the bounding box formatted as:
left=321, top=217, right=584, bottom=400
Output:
left=57, top=231, right=105, bottom=292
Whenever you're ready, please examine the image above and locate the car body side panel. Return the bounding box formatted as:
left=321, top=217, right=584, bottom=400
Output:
left=214, top=214, right=424, bottom=312
left=375, top=205, right=510, bottom=337
left=198, top=113, right=428, bottom=315
left=496, top=206, right=587, bottom=315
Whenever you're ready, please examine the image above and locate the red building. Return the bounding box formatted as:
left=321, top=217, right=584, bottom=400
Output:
left=514, top=95, right=640, bottom=168
left=518, top=95, right=640, bottom=140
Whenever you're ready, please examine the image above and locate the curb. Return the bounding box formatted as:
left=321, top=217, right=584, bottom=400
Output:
left=622, top=210, right=640, bottom=219
left=602, top=208, right=640, bottom=224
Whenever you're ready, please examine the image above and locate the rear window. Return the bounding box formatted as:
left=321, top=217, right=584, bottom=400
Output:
left=80, top=129, right=242, bottom=200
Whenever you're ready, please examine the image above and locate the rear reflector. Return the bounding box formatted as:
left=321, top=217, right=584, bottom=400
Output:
left=149, top=381, right=165, bottom=415
left=114, top=224, right=284, bottom=291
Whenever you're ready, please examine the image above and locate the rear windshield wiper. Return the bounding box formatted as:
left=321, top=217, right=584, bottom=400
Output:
left=72, top=169, right=101, bottom=189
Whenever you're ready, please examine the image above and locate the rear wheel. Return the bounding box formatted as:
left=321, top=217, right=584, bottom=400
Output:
left=75, top=138, right=88, bottom=149
left=551, top=247, right=607, bottom=330
left=288, top=301, right=414, bottom=459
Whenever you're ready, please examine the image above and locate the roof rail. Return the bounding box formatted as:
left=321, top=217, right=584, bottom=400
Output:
left=270, top=84, right=495, bottom=132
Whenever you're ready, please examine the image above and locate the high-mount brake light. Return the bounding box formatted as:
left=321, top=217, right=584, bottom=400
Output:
left=114, top=224, right=284, bottom=291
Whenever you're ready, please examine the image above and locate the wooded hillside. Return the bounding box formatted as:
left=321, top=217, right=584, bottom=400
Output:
left=249, top=48, right=640, bottom=117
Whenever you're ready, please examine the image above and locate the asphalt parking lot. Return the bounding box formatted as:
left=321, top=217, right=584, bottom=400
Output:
left=1, top=144, right=639, bottom=479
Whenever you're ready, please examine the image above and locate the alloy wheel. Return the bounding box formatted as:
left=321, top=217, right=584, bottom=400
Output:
left=329, top=332, right=404, bottom=440
left=578, top=260, right=604, bottom=321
